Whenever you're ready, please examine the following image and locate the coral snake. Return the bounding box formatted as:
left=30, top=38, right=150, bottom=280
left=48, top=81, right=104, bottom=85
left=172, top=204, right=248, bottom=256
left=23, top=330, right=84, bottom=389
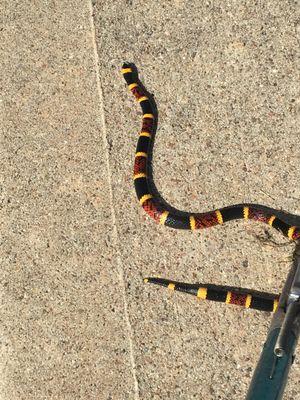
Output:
left=121, top=63, right=300, bottom=313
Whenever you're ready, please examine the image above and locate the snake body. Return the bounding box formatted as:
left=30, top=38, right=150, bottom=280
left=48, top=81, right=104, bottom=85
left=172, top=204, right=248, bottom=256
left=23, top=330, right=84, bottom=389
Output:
left=121, top=63, right=300, bottom=241
left=122, top=63, right=300, bottom=312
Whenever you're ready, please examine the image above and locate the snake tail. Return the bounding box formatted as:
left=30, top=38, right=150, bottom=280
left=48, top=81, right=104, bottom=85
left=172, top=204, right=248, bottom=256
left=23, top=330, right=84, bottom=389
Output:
left=144, top=277, right=279, bottom=312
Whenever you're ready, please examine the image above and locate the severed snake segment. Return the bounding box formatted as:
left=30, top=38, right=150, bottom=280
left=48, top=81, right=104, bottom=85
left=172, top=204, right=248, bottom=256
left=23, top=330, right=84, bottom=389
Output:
left=121, top=62, right=300, bottom=312
left=143, top=277, right=279, bottom=313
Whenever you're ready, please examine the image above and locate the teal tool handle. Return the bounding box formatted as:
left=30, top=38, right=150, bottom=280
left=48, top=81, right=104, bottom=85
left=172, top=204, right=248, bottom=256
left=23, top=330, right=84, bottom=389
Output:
left=246, top=327, right=297, bottom=400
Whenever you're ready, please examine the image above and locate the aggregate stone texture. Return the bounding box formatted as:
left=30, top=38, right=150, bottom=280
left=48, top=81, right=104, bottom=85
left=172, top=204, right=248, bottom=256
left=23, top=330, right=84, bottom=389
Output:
left=1, top=2, right=137, bottom=399
left=1, top=1, right=300, bottom=400
left=94, top=1, right=300, bottom=399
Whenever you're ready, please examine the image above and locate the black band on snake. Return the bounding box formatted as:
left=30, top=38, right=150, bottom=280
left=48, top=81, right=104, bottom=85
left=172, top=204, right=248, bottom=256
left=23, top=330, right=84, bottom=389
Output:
left=121, top=63, right=300, bottom=313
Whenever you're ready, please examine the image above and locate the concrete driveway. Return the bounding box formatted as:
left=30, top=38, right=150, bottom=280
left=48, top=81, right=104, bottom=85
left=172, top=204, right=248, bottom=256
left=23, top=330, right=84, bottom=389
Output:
left=2, top=1, right=299, bottom=399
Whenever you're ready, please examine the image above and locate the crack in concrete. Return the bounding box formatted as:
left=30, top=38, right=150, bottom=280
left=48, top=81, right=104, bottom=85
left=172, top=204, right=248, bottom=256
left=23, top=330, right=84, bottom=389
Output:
left=238, top=131, right=251, bottom=202
left=87, top=2, right=140, bottom=398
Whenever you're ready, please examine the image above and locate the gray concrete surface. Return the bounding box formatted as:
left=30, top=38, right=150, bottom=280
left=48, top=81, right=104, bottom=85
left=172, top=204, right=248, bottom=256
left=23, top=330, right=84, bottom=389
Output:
left=1, top=1, right=300, bottom=399
left=2, top=2, right=136, bottom=399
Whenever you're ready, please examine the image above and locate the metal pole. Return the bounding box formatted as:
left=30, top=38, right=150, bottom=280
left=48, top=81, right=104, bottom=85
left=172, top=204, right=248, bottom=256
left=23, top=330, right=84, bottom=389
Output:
left=246, top=243, right=300, bottom=400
